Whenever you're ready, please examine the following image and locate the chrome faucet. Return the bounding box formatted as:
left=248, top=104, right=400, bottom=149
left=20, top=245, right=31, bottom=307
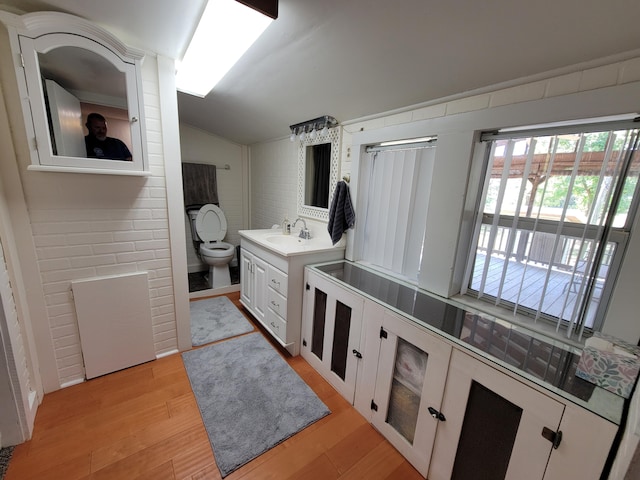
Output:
left=292, top=218, right=312, bottom=239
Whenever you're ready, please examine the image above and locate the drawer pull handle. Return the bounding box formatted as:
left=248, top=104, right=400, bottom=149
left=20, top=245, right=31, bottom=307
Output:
left=271, top=301, right=279, bottom=308
left=270, top=321, right=278, bottom=330
left=271, top=279, right=280, bottom=288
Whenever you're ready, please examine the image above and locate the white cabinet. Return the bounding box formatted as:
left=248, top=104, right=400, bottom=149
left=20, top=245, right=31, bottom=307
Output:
left=427, top=348, right=617, bottom=480
left=368, top=308, right=452, bottom=477
left=303, top=262, right=620, bottom=480
left=239, top=234, right=345, bottom=355
left=240, top=249, right=268, bottom=325
left=241, top=244, right=292, bottom=349
left=301, top=267, right=364, bottom=402
left=0, top=11, right=148, bottom=175
left=428, top=349, right=565, bottom=480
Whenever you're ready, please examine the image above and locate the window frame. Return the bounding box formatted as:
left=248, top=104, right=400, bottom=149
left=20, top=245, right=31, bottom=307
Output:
left=463, top=119, right=640, bottom=338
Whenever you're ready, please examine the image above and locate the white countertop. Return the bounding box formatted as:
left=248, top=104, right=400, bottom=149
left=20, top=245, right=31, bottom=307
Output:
left=239, top=228, right=346, bottom=257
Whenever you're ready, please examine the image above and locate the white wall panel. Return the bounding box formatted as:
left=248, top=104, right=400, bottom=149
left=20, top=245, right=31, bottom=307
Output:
left=72, top=272, right=154, bottom=379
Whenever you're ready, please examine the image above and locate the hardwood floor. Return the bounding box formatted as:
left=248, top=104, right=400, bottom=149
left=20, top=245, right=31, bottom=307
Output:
left=6, top=293, right=422, bottom=480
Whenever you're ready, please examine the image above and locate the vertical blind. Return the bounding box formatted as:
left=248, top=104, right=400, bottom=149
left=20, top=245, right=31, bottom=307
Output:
left=357, top=144, right=436, bottom=281
left=463, top=122, right=640, bottom=339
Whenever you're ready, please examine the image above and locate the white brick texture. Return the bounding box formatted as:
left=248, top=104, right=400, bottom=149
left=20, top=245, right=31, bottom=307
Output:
left=27, top=57, right=177, bottom=386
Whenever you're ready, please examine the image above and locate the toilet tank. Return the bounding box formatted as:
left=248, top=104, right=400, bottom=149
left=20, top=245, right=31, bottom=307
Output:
left=187, top=208, right=201, bottom=242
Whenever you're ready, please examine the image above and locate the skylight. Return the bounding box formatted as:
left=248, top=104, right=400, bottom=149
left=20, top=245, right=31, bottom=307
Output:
left=175, top=0, right=273, bottom=97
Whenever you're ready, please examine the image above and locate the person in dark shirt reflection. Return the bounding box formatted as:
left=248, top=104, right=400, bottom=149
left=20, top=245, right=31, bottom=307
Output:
left=84, top=112, right=132, bottom=161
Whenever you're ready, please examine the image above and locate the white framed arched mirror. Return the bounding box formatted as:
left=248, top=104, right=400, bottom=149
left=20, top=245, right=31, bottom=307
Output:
left=297, top=126, right=341, bottom=221
left=0, top=11, right=148, bottom=175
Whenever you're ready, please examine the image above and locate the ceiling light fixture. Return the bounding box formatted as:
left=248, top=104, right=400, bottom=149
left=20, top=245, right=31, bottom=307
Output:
left=289, top=116, right=338, bottom=142
left=176, top=0, right=276, bottom=97
left=379, top=136, right=437, bottom=147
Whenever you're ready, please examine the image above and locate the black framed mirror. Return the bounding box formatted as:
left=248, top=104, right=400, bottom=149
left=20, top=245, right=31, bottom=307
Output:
left=304, top=143, right=331, bottom=208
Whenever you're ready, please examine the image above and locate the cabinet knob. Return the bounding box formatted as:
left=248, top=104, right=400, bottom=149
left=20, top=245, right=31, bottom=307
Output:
left=131, top=116, right=138, bottom=123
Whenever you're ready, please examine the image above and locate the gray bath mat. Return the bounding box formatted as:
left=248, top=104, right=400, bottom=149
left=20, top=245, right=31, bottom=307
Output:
left=190, top=296, right=254, bottom=346
left=182, top=332, right=331, bottom=477
left=0, top=446, right=14, bottom=479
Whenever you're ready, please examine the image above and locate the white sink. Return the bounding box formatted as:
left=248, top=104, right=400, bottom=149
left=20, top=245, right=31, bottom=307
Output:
left=239, top=229, right=345, bottom=256
left=265, top=235, right=304, bottom=247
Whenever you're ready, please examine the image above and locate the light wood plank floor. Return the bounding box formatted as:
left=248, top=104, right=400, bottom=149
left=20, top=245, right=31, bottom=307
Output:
left=6, top=293, right=422, bottom=480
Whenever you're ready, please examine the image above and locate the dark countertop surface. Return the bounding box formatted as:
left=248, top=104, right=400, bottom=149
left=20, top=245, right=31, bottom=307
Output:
left=311, top=260, right=624, bottom=424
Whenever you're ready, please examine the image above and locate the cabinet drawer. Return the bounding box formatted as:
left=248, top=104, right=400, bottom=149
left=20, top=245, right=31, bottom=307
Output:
left=268, top=266, right=288, bottom=297
left=267, top=287, right=287, bottom=320
left=266, top=309, right=287, bottom=343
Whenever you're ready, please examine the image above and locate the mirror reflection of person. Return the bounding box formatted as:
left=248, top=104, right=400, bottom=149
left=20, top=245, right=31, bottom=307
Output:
left=84, top=113, right=132, bottom=161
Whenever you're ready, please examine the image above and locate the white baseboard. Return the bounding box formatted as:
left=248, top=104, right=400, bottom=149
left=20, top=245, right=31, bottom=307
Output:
left=60, top=378, right=85, bottom=389
left=156, top=349, right=179, bottom=359
left=28, top=390, right=37, bottom=409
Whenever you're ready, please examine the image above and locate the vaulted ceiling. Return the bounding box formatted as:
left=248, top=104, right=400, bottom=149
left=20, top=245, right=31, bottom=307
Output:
left=3, top=0, right=640, bottom=145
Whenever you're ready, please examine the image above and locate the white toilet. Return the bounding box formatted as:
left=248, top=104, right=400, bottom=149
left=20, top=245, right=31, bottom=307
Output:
left=187, top=204, right=235, bottom=289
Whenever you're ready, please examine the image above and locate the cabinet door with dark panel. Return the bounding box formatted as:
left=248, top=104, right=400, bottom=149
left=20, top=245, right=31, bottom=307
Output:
left=301, top=268, right=364, bottom=403
left=428, top=349, right=564, bottom=480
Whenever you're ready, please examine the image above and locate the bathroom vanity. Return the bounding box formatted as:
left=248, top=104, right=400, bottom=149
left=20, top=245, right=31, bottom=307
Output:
left=239, top=229, right=345, bottom=355
left=301, top=260, right=623, bottom=480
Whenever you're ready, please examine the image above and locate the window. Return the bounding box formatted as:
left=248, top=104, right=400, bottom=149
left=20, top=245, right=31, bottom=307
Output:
left=463, top=121, right=640, bottom=339
left=354, top=140, right=436, bottom=282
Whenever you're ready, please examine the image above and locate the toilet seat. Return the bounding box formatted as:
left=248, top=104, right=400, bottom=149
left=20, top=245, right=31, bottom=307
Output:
left=200, top=241, right=234, bottom=258
left=195, top=204, right=227, bottom=243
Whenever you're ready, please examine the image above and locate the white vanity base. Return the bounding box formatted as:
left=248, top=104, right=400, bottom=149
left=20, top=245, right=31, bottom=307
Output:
left=239, top=229, right=345, bottom=356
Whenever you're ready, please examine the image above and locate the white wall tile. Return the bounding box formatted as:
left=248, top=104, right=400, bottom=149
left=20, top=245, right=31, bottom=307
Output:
left=544, top=72, right=581, bottom=98
left=579, top=64, right=619, bottom=91
left=489, top=81, right=546, bottom=108
left=412, top=104, right=447, bottom=121
left=384, top=111, right=413, bottom=127
left=620, top=58, right=640, bottom=84
left=445, top=94, right=490, bottom=115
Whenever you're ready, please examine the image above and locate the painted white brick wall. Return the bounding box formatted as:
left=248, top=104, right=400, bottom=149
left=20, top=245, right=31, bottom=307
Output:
left=26, top=56, right=177, bottom=386
left=249, top=138, right=297, bottom=230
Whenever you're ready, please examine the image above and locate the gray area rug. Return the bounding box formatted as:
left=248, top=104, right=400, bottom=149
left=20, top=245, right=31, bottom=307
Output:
left=0, top=446, right=14, bottom=479
left=182, top=332, right=331, bottom=477
left=190, top=296, right=254, bottom=346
